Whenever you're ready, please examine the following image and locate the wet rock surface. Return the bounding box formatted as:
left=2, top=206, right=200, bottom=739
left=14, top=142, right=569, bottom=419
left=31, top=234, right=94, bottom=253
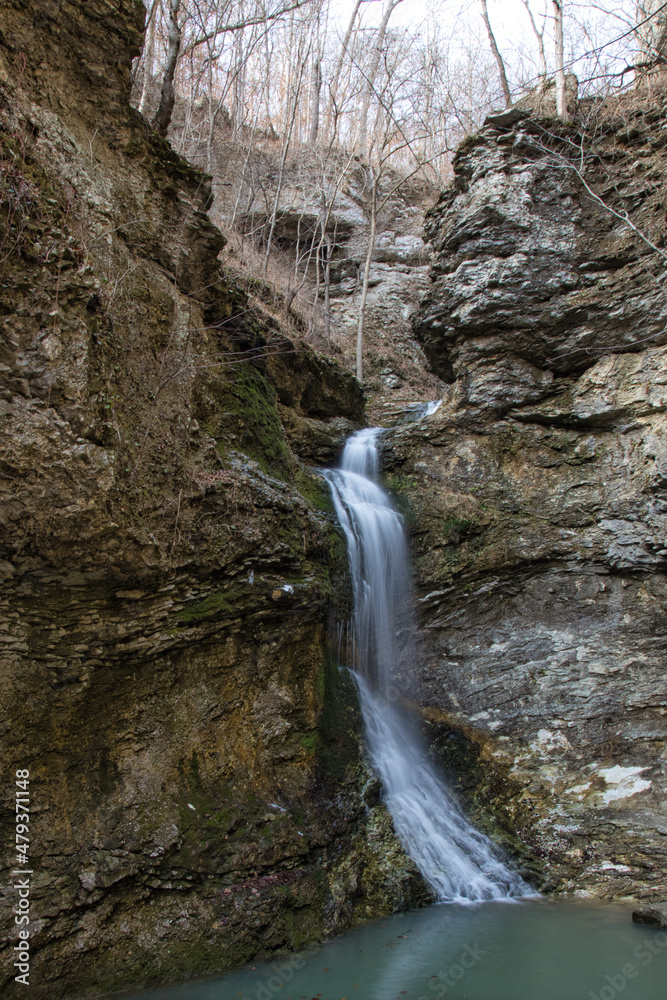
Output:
left=387, top=94, right=667, bottom=899
left=633, top=902, right=667, bottom=929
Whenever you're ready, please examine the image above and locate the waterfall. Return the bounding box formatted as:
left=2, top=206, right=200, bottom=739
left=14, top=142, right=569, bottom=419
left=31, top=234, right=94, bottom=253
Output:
left=324, top=425, right=532, bottom=903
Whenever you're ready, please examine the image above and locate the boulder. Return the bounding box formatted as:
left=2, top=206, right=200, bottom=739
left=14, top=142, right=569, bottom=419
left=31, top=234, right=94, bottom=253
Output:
left=632, top=903, right=667, bottom=930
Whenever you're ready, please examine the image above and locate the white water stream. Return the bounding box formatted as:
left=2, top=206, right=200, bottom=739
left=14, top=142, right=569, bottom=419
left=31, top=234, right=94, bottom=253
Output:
left=324, top=424, right=532, bottom=902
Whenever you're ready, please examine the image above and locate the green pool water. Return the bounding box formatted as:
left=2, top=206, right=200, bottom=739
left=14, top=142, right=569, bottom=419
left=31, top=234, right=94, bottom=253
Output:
left=116, top=899, right=667, bottom=1000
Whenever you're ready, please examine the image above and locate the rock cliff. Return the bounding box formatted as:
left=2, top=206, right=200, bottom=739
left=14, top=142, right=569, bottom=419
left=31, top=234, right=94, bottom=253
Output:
left=386, top=98, right=667, bottom=897
left=0, top=3, right=426, bottom=998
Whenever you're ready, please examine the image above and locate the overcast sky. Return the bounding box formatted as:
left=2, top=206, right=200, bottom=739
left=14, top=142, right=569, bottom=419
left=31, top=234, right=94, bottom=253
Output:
left=331, top=0, right=550, bottom=51
left=330, top=0, right=636, bottom=92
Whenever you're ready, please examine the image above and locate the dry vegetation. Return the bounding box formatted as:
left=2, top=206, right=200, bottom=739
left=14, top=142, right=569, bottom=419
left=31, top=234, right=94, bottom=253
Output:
left=129, top=0, right=667, bottom=384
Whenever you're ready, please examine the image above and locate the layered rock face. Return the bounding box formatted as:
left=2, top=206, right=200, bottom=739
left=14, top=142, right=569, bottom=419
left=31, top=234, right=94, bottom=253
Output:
left=3, top=6, right=667, bottom=998
left=386, top=100, right=667, bottom=897
left=417, top=106, right=667, bottom=392
left=0, top=4, right=426, bottom=998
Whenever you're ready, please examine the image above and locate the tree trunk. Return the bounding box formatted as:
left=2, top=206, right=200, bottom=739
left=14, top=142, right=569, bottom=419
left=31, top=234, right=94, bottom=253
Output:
left=138, top=0, right=160, bottom=117
left=552, top=0, right=567, bottom=119
left=232, top=26, right=247, bottom=136
left=325, top=0, right=366, bottom=140
left=636, top=1, right=667, bottom=76
left=357, top=0, right=403, bottom=156
left=522, top=0, right=547, bottom=83
left=152, top=0, right=182, bottom=136
left=229, top=107, right=261, bottom=231
left=480, top=0, right=511, bottom=107
left=356, top=167, right=377, bottom=383
left=309, top=58, right=322, bottom=144
left=323, top=229, right=332, bottom=342
left=263, top=59, right=307, bottom=275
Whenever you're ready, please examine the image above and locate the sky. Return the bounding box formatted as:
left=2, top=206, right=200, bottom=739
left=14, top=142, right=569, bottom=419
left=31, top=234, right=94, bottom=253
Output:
left=331, top=0, right=639, bottom=93
left=332, top=0, right=551, bottom=50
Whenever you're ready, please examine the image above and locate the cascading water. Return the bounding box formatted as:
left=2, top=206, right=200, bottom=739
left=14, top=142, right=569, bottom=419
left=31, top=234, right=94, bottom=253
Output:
left=324, top=423, right=532, bottom=903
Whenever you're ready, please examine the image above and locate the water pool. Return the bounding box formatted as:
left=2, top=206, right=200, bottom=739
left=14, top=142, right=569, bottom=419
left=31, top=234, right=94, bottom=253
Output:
left=115, top=898, right=667, bottom=1000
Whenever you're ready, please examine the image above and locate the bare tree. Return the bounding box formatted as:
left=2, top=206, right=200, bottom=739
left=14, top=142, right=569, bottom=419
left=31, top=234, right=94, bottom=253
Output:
left=138, top=0, right=162, bottom=116
left=635, top=0, right=667, bottom=76
left=352, top=27, right=452, bottom=380
left=357, top=0, right=404, bottom=155
left=324, top=0, right=372, bottom=139
left=153, top=0, right=182, bottom=135
left=309, top=57, right=323, bottom=142
left=128, top=0, right=656, bottom=382
left=355, top=164, right=377, bottom=381
left=522, top=0, right=548, bottom=84
left=263, top=27, right=313, bottom=272
left=480, top=0, right=512, bottom=106
left=552, top=0, right=567, bottom=118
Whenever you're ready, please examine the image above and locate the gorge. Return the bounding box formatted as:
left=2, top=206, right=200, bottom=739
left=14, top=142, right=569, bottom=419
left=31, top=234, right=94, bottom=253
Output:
left=1, top=1, right=667, bottom=998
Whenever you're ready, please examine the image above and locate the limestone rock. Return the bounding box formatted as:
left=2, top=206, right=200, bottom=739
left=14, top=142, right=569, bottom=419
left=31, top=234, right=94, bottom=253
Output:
left=388, top=94, right=667, bottom=899
left=278, top=407, right=358, bottom=465
left=414, top=102, right=667, bottom=409
left=632, top=902, right=667, bottom=929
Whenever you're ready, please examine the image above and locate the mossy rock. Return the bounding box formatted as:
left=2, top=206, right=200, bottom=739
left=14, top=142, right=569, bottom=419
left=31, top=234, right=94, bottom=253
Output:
left=196, top=363, right=292, bottom=478
left=293, top=466, right=335, bottom=514
left=316, top=652, right=363, bottom=781
left=426, top=718, right=542, bottom=882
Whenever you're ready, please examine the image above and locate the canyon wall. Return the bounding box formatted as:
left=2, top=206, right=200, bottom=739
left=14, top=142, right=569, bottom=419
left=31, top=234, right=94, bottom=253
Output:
left=0, top=3, right=427, bottom=998
left=3, top=2, right=667, bottom=996
left=385, top=99, right=667, bottom=898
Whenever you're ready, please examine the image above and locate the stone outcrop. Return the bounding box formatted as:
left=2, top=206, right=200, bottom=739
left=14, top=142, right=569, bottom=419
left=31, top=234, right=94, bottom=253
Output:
left=633, top=901, right=667, bottom=929
left=384, top=96, right=667, bottom=898
left=0, top=4, right=427, bottom=998
left=3, top=2, right=667, bottom=995
left=416, top=106, right=667, bottom=393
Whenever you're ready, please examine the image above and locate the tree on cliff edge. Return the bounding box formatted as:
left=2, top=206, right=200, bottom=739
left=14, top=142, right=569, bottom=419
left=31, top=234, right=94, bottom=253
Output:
left=153, top=0, right=182, bottom=134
